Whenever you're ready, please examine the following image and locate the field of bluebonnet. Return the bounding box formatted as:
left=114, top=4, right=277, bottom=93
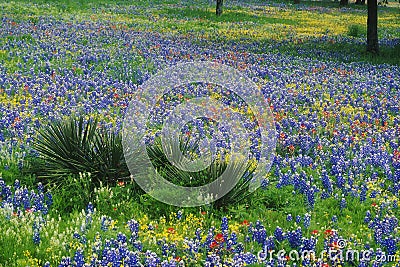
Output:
left=1, top=0, right=400, bottom=266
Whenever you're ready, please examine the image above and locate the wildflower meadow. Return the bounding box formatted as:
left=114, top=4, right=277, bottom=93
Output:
left=0, top=0, right=400, bottom=266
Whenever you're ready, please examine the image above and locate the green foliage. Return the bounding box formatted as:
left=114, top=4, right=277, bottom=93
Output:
left=93, top=179, right=141, bottom=219
left=32, top=115, right=129, bottom=186
left=347, top=24, right=365, bottom=38
left=0, top=147, right=37, bottom=187
left=146, top=137, right=223, bottom=187
left=146, top=137, right=259, bottom=209
left=50, top=172, right=94, bottom=214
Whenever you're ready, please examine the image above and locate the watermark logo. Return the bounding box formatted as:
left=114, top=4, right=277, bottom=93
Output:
left=122, top=61, right=276, bottom=207
left=257, top=240, right=398, bottom=264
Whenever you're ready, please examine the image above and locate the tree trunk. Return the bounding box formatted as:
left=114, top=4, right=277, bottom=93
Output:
left=367, top=0, right=379, bottom=53
left=294, top=0, right=300, bottom=4
left=340, top=0, right=348, bottom=5
left=216, top=0, right=223, bottom=16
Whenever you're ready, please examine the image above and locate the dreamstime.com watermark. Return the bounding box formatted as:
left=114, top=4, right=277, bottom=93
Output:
left=122, top=61, right=276, bottom=207
left=131, top=239, right=398, bottom=267
left=115, top=244, right=399, bottom=267
left=257, top=240, right=399, bottom=264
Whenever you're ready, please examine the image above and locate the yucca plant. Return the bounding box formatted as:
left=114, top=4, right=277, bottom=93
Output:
left=92, top=127, right=129, bottom=183
left=32, top=116, right=129, bottom=186
left=146, top=137, right=225, bottom=187
left=146, top=136, right=258, bottom=209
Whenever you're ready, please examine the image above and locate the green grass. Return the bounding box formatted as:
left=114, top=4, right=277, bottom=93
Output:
left=159, top=6, right=297, bottom=25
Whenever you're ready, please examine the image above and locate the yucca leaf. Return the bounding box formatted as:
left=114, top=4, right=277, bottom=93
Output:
left=32, top=115, right=129, bottom=186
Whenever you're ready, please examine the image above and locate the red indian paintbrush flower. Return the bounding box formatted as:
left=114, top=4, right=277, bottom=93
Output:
left=215, top=233, right=224, bottom=243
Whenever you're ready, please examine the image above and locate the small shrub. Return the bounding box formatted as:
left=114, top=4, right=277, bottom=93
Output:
left=93, top=179, right=140, bottom=218
left=32, top=115, right=130, bottom=186
left=146, top=136, right=258, bottom=209
left=347, top=24, right=364, bottom=38
left=146, top=137, right=226, bottom=187
left=50, top=172, right=93, bottom=214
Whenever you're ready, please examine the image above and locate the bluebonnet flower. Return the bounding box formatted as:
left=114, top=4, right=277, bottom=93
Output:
left=383, top=236, right=397, bottom=255
left=373, top=227, right=383, bottom=245
left=127, top=219, right=139, bottom=243
left=73, top=231, right=81, bottom=239
left=37, top=182, right=44, bottom=194
left=227, top=232, right=238, bottom=250
left=33, top=230, right=40, bottom=245
left=370, top=190, right=378, bottom=198
left=221, top=217, right=229, bottom=231
left=320, top=170, right=333, bottom=194
left=176, top=210, right=182, bottom=220
left=125, top=251, right=140, bottom=266
left=195, top=228, right=201, bottom=241
left=340, top=197, right=347, bottom=210
left=274, top=226, right=285, bottom=242
left=360, top=185, right=367, bottom=202
left=320, top=190, right=330, bottom=199
left=45, top=192, right=53, bottom=208
left=14, top=179, right=20, bottom=190
left=117, top=232, right=127, bottom=243
left=87, top=202, right=94, bottom=214
left=305, top=187, right=317, bottom=209
left=58, top=257, right=72, bottom=267
left=303, top=213, right=311, bottom=228
left=251, top=221, right=267, bottom=245
left=161, top=243, right=169, bottom=257
left=364, top=211, right=372, bottom=224
left=101, top=216, right=111, bottom=231
left=261, top=178, right=269, bottom=189
left=234, top=242, right=245, bottom=253
left=301, top=236, right=317, bottom=251
left=286, top=227, right=302, bottom=248
left=145, top=250, right=161, bottom=267
left=74, top=248, right=85, bottom=267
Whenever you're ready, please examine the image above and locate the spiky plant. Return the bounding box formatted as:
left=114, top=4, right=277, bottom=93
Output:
left=33, top=116, right=129, bottom=186
left=146, top=136, right=258, bottom=209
